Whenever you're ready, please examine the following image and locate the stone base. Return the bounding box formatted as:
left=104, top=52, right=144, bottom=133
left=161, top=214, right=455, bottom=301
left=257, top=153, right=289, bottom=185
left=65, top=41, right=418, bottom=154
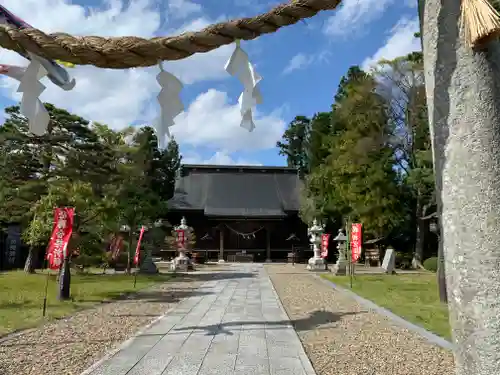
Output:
left=332, top=261, right=347, bottom=275
left=171, top=254, right=194, bottom=272
left=265, top=259, right=272, bottom=263
left=307, top=257, right=327, bottom=271
left=218, top=259, right=225, bottom=263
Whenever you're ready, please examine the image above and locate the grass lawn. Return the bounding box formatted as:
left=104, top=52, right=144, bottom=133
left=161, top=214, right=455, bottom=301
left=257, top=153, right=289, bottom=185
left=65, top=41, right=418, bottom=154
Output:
left=0, top=270, right=173, bottom=336
left=322, top=274, right=451, bottom=340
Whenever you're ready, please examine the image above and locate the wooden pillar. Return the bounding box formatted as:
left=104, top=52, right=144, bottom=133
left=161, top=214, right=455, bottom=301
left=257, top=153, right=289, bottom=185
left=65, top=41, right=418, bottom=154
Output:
left=266, top=226, right=271, bottom=263
left=218, top=228, right=224, bottom=262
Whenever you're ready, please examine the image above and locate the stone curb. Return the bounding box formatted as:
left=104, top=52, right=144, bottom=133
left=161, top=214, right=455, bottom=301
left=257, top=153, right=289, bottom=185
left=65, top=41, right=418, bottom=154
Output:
left=313, top=274, right=455, bottom=351
left=264, top=266, right=317, bottom=375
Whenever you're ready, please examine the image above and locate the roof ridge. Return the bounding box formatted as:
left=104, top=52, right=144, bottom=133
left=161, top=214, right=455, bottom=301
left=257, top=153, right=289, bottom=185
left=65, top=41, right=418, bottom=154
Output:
left=181, top=164, right=297, bottom=172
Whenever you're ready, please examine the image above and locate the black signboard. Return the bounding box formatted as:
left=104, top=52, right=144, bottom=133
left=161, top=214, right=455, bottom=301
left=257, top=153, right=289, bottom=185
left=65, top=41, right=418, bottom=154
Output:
left=4, top=225, right=21, bottom=269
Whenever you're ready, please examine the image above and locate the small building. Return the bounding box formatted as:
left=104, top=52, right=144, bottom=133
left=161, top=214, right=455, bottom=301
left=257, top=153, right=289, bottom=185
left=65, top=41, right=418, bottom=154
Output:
left=166, top=164, right=309, bottom=262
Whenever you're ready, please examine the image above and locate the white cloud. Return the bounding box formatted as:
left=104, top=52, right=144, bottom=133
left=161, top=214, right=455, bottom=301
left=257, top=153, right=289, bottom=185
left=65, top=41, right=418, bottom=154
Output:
left=361, top=17, right=421, bottom=71
left=0, top=0, right=286, bottom=156
left=168, top=0, right=202, bottom=19
left=170, top=89, right=285, bottom=152
left=282, top=51, right=330, bottom=75
left=323, top=0, right=395, bottom=37
left=283, top=53, right=314, bottom=75
left=182, top=150, right=262, bottom=165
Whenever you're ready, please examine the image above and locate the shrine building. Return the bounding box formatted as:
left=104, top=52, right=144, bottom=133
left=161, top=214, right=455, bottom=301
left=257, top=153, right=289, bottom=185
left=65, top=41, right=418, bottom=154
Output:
left=166, top=164, right=310, bottom=262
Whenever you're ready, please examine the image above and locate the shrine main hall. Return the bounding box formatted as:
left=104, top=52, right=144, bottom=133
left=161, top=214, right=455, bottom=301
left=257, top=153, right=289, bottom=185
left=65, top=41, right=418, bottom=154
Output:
left=166, top=164, right=309, bottom=262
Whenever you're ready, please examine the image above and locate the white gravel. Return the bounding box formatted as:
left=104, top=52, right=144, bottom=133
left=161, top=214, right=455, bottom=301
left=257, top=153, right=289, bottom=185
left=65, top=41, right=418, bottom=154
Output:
left=0, top=274, right=209, bottom=375
left=265, top=264, right=455, bottom=375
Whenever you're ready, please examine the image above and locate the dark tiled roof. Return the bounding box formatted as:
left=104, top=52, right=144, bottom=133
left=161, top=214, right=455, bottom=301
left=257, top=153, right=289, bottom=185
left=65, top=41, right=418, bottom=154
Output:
left=168, top=164, right=302, bottom=217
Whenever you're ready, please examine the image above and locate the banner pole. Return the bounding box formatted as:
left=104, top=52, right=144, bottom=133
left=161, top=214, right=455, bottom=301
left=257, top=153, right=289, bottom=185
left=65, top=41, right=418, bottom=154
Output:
left=133, top=225, right=145, bottom=288
left=42, top=257, right=50, bottom=317
left=347, top=221, right=353, bottom=289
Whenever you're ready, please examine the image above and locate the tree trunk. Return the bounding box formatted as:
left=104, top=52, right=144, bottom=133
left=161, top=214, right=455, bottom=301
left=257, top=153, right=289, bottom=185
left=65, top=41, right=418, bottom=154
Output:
left=423, top=0, right=500, bottom=373
left=23, top=246, right=37, bottom=273
left=412, top=192, right=425, bottom=268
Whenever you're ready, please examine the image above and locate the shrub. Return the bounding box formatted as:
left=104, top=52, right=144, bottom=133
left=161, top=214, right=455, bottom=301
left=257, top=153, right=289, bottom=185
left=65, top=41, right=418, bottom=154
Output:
left=72, top=254, right=104, bottom=272
left=191, top=252, right=206, bottom=264
left=423, top=256, right=438, bottom=272
left=107, top=252, right=129, bottom=269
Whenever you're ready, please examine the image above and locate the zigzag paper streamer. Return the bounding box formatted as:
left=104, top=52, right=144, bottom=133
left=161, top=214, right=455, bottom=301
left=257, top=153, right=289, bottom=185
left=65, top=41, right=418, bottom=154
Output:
left=224, top=40, right=262, bottom=132
left=155, top=62, right=184, bottom=148
left=0, top=63, right=49, bottom=136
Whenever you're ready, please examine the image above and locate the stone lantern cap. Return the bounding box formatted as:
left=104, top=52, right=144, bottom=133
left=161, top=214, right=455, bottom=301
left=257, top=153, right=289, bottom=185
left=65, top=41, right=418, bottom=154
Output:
left=333, top=228, right=347, bottom=242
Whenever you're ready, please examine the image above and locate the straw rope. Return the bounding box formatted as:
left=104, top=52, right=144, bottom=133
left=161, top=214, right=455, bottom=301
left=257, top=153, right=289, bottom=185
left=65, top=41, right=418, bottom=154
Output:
left=0, top=0, right=341, bottom=69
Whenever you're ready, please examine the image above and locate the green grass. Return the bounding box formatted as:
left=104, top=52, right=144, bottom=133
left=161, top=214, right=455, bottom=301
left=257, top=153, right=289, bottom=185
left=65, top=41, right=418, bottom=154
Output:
left=322, top=274, right=451, bottom=340
left=0, top=270, right=173, bottom=336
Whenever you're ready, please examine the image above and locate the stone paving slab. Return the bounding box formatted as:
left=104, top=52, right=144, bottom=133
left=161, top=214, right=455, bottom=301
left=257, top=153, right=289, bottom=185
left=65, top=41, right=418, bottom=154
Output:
left=82, top=264, right=316, bottom=375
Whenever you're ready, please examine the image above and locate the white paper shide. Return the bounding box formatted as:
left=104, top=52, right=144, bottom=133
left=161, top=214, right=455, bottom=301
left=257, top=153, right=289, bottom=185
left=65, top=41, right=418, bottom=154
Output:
left=17, top=56, right=50, bottom=136
left=225, top=41, right=262, bottom=132
left=155, top=62, right=184, bottom=149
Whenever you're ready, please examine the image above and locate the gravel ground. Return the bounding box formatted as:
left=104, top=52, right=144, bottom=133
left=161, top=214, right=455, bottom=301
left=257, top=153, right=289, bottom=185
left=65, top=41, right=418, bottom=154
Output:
left=0, top=270, right=218, bottom=375
left=265, top=264, right=455, bottom=375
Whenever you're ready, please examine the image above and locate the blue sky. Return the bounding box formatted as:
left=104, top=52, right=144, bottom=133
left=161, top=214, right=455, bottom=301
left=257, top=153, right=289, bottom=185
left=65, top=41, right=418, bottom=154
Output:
left=0, top=0, right=421, bottom=166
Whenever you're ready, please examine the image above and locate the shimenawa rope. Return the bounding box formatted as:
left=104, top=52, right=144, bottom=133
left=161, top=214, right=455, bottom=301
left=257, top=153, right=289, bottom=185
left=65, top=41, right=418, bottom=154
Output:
left=0, top=0, right=341, bottom=69
left=460, top=0, right=500, bottom=46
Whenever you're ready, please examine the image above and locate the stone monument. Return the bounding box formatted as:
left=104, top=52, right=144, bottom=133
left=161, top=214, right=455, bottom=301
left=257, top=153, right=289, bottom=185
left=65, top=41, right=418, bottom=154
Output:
left=306, top=219, right=327, bottom=271
left=381, top=247, right=396, bottom=274
left=332, top=229, right=348, bottom=276
left=171, top=217, right=194, bottom=272
left=139, top=236, right=159, bottom=274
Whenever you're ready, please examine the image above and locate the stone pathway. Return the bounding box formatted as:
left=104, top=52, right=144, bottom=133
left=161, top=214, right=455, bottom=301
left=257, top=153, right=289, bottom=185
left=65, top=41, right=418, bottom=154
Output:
left=83, top=264, right=316, bottom=375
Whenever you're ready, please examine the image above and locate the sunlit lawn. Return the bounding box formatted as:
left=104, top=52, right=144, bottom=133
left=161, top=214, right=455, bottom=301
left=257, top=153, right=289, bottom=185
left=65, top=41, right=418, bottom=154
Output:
left=322, top=273, right=451, bottom=340
left=0, top=270, right=172, bottom=336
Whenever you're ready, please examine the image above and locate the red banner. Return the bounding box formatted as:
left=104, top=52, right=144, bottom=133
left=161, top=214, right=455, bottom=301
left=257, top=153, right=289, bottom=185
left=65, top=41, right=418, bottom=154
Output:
left=176, top=229, right=186, bottom=249
left=46, top=207, right=75, bottom=270
left=321, top=234, right=330, bottom=258
left=110, top=235, right=124, bottom=260
left=134, top=226, right=145, bottom=266
left=351, top=223, right=362, bottom=262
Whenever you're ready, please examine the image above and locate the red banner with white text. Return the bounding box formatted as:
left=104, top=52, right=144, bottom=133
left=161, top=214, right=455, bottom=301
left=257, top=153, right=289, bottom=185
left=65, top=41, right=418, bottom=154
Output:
left=46, top=207, right=75, bottom=270
left=321, top=234, right=330, bottom=258
left=110, top=234, right=124, bottom=260
left=134, top=226, right=145, bottom=266
left=176, top=229, right=186, bottom=249
left=351, top=223, right=362, bottom=262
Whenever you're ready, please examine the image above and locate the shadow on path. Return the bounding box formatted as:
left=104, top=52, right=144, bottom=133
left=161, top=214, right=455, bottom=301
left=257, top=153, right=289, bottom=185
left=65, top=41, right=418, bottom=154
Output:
left=173, top=272, right=256, bottom=283
left=173, top=309, right=364, bottom=336
left=94, top=289, right=213, bottom=304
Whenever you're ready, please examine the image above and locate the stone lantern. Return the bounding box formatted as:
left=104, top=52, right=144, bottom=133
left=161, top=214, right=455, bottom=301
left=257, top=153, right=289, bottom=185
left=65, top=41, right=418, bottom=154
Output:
left=171, top=217, right=194, bottom=271
left=306, top=219, right=327, bottom=271
left=332, top=229, right=348, bottom=275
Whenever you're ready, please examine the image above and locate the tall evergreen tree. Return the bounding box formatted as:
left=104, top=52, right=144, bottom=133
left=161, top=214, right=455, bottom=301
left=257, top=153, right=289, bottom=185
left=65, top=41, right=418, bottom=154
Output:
left=276, top=115, right=310, bottom=178
left=308, top=112, right=331, bottom=171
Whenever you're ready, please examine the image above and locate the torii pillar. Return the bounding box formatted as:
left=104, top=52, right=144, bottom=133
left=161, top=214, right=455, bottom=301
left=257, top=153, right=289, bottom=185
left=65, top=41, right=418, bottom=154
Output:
left=422, top=0, right=500, bottom=373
